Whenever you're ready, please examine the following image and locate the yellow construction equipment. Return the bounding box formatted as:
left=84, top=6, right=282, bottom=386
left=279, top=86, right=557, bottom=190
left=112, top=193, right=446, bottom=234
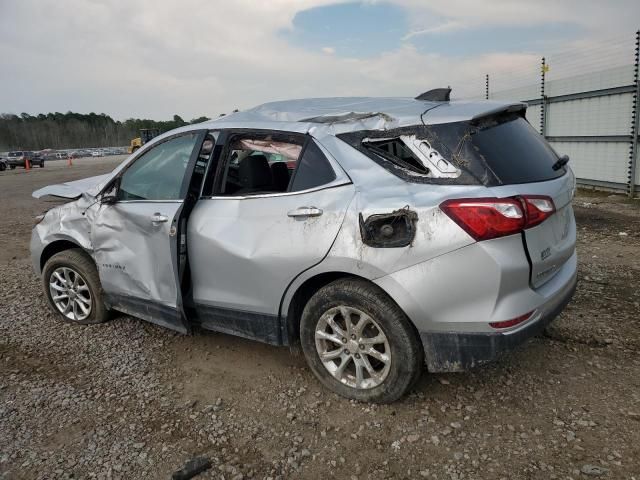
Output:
left=128, top=128, right=160, bottom=154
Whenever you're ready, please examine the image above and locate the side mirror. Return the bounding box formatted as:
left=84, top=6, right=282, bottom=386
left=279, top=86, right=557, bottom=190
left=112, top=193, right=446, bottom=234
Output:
left=101, top=194, right=118, bottom=205
left=100, top=178, right=120, bottom=204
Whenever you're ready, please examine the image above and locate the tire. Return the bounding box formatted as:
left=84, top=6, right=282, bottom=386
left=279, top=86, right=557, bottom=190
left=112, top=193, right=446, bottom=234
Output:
left=10, top=165, right=15, bottom=170
left=40, top=161, right=45, bottom=168
left=42, top=248, right=109, bottom=325
left=0, top=163, right=5, bottom=171
left=300, top=278, right=423, bottom=403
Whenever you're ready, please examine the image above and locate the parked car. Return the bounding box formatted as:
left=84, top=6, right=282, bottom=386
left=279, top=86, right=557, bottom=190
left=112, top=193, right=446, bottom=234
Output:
left=30, top=92, right=577, bottom=402
left=91, top=150, right=103, bottom=157
left=7, top=151, right=45, bottom=168
left=32, top=152, right=45, bottom=165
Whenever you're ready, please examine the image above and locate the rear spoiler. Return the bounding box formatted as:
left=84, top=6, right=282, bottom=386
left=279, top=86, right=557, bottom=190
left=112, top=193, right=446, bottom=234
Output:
left=470, top=103, right=527, bottom=123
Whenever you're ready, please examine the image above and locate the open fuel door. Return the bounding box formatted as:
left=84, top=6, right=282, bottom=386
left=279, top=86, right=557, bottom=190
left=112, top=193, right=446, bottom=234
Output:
left=91, top=130, right=206, bottom=333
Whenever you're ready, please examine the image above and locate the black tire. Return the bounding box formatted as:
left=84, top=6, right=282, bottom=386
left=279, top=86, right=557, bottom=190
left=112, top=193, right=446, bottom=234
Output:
left=42, top=248, right=109, bottom=325
left=10, top=165, right=15, bottom=170
left=0, top=163, right=5, bottom=171
left=300, top=278, right=423, bottom=403
left=40, top=161, right=45, bottom=168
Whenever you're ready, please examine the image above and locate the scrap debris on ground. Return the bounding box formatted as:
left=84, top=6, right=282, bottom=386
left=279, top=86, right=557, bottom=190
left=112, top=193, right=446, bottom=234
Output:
left=1, top=159, right=639, bottom=479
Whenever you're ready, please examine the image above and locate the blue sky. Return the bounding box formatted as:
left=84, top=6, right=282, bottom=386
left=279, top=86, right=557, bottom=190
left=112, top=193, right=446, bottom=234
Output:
left=282, top=3, right=406, bottom=57
left=282, top=2, right=582, bottom=58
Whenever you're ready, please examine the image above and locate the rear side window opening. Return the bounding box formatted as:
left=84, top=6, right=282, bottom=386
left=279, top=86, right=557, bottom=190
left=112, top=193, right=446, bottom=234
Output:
left=363, top=138, right=428, bottom=175
left=340, top=113, right=566, bottom=186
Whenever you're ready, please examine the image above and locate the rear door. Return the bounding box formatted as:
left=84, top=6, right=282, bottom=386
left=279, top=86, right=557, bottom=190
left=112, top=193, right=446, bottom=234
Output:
left=91, top=130, right=205, bottom=332
left=187, top=131, right=354, bottom=344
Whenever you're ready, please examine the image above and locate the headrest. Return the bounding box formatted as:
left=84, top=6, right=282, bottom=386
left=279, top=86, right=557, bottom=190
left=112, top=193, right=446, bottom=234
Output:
left=238, top=154, right=272, bottom=189
left=271, top=162, right=290, bottom=191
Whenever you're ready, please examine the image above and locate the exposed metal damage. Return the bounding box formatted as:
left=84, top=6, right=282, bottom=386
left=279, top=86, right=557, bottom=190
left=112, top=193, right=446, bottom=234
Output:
left=359, top=207, right=418, bottom=248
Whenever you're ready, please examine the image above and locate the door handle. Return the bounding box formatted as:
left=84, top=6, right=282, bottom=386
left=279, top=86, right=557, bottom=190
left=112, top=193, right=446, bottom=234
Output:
left=287, top=207, right=323, bottom=218
left=151, top=213, right=169, bottom=224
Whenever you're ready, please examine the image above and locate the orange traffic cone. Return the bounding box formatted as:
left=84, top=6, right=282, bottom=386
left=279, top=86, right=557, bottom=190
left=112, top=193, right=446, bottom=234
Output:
left=24, top=158, right=30, bottom=171
left=67, top=156, right=73, bottom=167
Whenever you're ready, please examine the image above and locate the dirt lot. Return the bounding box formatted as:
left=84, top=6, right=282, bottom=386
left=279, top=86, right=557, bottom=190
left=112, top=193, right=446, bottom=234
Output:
left=1, top=159, right=639, bottom=479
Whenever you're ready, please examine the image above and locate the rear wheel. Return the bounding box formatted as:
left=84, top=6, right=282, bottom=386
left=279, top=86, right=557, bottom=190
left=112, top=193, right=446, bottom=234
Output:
left=300, top=278, right=423, bottom=403
left=42, top=249, right=109, bottom=325
left=10, top=165, right=15, bottom=170
left=0, top=163, right=5, bottom=171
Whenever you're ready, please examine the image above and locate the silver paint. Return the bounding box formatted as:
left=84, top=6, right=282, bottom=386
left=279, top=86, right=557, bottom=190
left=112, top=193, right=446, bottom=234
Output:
left=30, top=96, right=577, bottom=366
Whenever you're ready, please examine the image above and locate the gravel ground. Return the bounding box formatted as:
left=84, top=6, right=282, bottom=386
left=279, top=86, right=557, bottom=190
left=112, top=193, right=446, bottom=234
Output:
left=1, top=161, right=639, bottom=479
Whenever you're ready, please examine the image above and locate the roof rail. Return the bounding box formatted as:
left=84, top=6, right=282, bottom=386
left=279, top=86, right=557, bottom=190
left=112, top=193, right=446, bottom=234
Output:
left=415, top=88, right=451, bottom=102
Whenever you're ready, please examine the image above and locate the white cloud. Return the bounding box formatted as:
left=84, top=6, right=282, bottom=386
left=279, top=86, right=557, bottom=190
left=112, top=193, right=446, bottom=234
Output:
left=402, top=20, right=464, bottom=40
left=322, top=47, right=336, bottom=55
left=0, top=0, right=638, bottom=120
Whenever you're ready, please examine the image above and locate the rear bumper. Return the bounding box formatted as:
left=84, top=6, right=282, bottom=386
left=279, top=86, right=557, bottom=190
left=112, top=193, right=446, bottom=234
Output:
left=420, top=271, right=577, bottom=372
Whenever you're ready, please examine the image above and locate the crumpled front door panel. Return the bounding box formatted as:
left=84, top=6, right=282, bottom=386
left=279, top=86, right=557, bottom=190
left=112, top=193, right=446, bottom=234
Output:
left=91, top=201, right=188, bottom=332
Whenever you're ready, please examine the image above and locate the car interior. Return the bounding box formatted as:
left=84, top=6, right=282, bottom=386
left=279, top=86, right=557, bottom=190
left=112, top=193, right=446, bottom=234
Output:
left=221, top=136, right=303, bottom=196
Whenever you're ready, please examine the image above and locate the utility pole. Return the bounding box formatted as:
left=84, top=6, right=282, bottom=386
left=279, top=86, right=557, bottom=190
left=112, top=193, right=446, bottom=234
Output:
left=628, top=30, right=640, bottom=198
left=540, top=57, right=548, bottom=137
left=485, top=74, right=489, bottom=100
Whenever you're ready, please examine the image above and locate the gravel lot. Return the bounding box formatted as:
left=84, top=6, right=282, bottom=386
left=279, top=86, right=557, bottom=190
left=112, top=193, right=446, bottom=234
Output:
left=1, top=159, right=639, bottom=479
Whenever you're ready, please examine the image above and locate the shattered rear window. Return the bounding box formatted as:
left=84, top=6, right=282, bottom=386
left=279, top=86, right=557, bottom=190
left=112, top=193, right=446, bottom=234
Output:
left=338, top=113, right=566, bottom=186
left=362, top=138, right=428, bottom=175
left=362, top=135, right=461, bottom=179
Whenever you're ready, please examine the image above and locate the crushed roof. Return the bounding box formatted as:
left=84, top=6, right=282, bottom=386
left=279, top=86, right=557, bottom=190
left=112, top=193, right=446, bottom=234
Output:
left=204, top=97, right=526, bottom=134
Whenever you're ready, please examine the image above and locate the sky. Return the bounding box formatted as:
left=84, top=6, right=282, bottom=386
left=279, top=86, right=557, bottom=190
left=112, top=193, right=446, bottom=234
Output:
left=0, top=0, right=638, bottom=120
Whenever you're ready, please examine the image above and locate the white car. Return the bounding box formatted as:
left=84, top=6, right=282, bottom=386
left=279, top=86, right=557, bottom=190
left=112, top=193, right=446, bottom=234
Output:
left=91, top=151, right=103, bottom=157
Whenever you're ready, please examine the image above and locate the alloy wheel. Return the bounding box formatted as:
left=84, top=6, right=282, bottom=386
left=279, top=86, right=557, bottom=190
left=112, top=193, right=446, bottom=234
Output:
left=49, top=267, right=92, bottom=321
left=315, top=306, right=391, bottom=389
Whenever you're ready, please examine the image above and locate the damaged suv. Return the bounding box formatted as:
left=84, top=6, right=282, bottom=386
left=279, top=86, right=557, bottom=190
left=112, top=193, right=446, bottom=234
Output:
left=31, top=90, right=577, bottom=403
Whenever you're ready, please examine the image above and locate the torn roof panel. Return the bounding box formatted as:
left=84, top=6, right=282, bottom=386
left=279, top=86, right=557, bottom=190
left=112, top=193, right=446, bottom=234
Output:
left=205, top=97, right=527, bottom=134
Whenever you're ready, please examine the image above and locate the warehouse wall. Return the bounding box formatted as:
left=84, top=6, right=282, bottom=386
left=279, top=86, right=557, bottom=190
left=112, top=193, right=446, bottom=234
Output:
left=489, top=63, right=639, bottom=193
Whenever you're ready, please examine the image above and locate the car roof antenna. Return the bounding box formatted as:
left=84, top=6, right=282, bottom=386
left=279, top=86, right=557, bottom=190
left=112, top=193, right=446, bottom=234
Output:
left=415, top=87, right=451, bottom=102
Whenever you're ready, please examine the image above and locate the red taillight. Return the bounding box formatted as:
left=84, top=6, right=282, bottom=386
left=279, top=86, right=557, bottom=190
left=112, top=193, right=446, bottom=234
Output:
left=520, top=195, right=555, bottom=228
left=489, top=311, right=534, bottom=329
left=440, top=195, right=556, bottom=241
left=440, top=198, right=525, bottom=241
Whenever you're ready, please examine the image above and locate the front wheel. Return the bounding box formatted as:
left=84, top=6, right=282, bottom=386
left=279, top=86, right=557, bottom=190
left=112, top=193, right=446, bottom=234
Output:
left=42, top=249, right=109, bottom=325
left=300, top=278, right=423, bottom=403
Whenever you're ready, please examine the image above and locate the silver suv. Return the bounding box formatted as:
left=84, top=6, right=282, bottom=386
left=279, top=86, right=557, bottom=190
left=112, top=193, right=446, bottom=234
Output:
left=31, top=92, right=577, bottom=402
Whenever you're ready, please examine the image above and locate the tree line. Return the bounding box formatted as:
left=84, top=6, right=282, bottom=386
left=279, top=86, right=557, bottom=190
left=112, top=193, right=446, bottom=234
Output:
left=0, top=112, right=211, bottom=151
